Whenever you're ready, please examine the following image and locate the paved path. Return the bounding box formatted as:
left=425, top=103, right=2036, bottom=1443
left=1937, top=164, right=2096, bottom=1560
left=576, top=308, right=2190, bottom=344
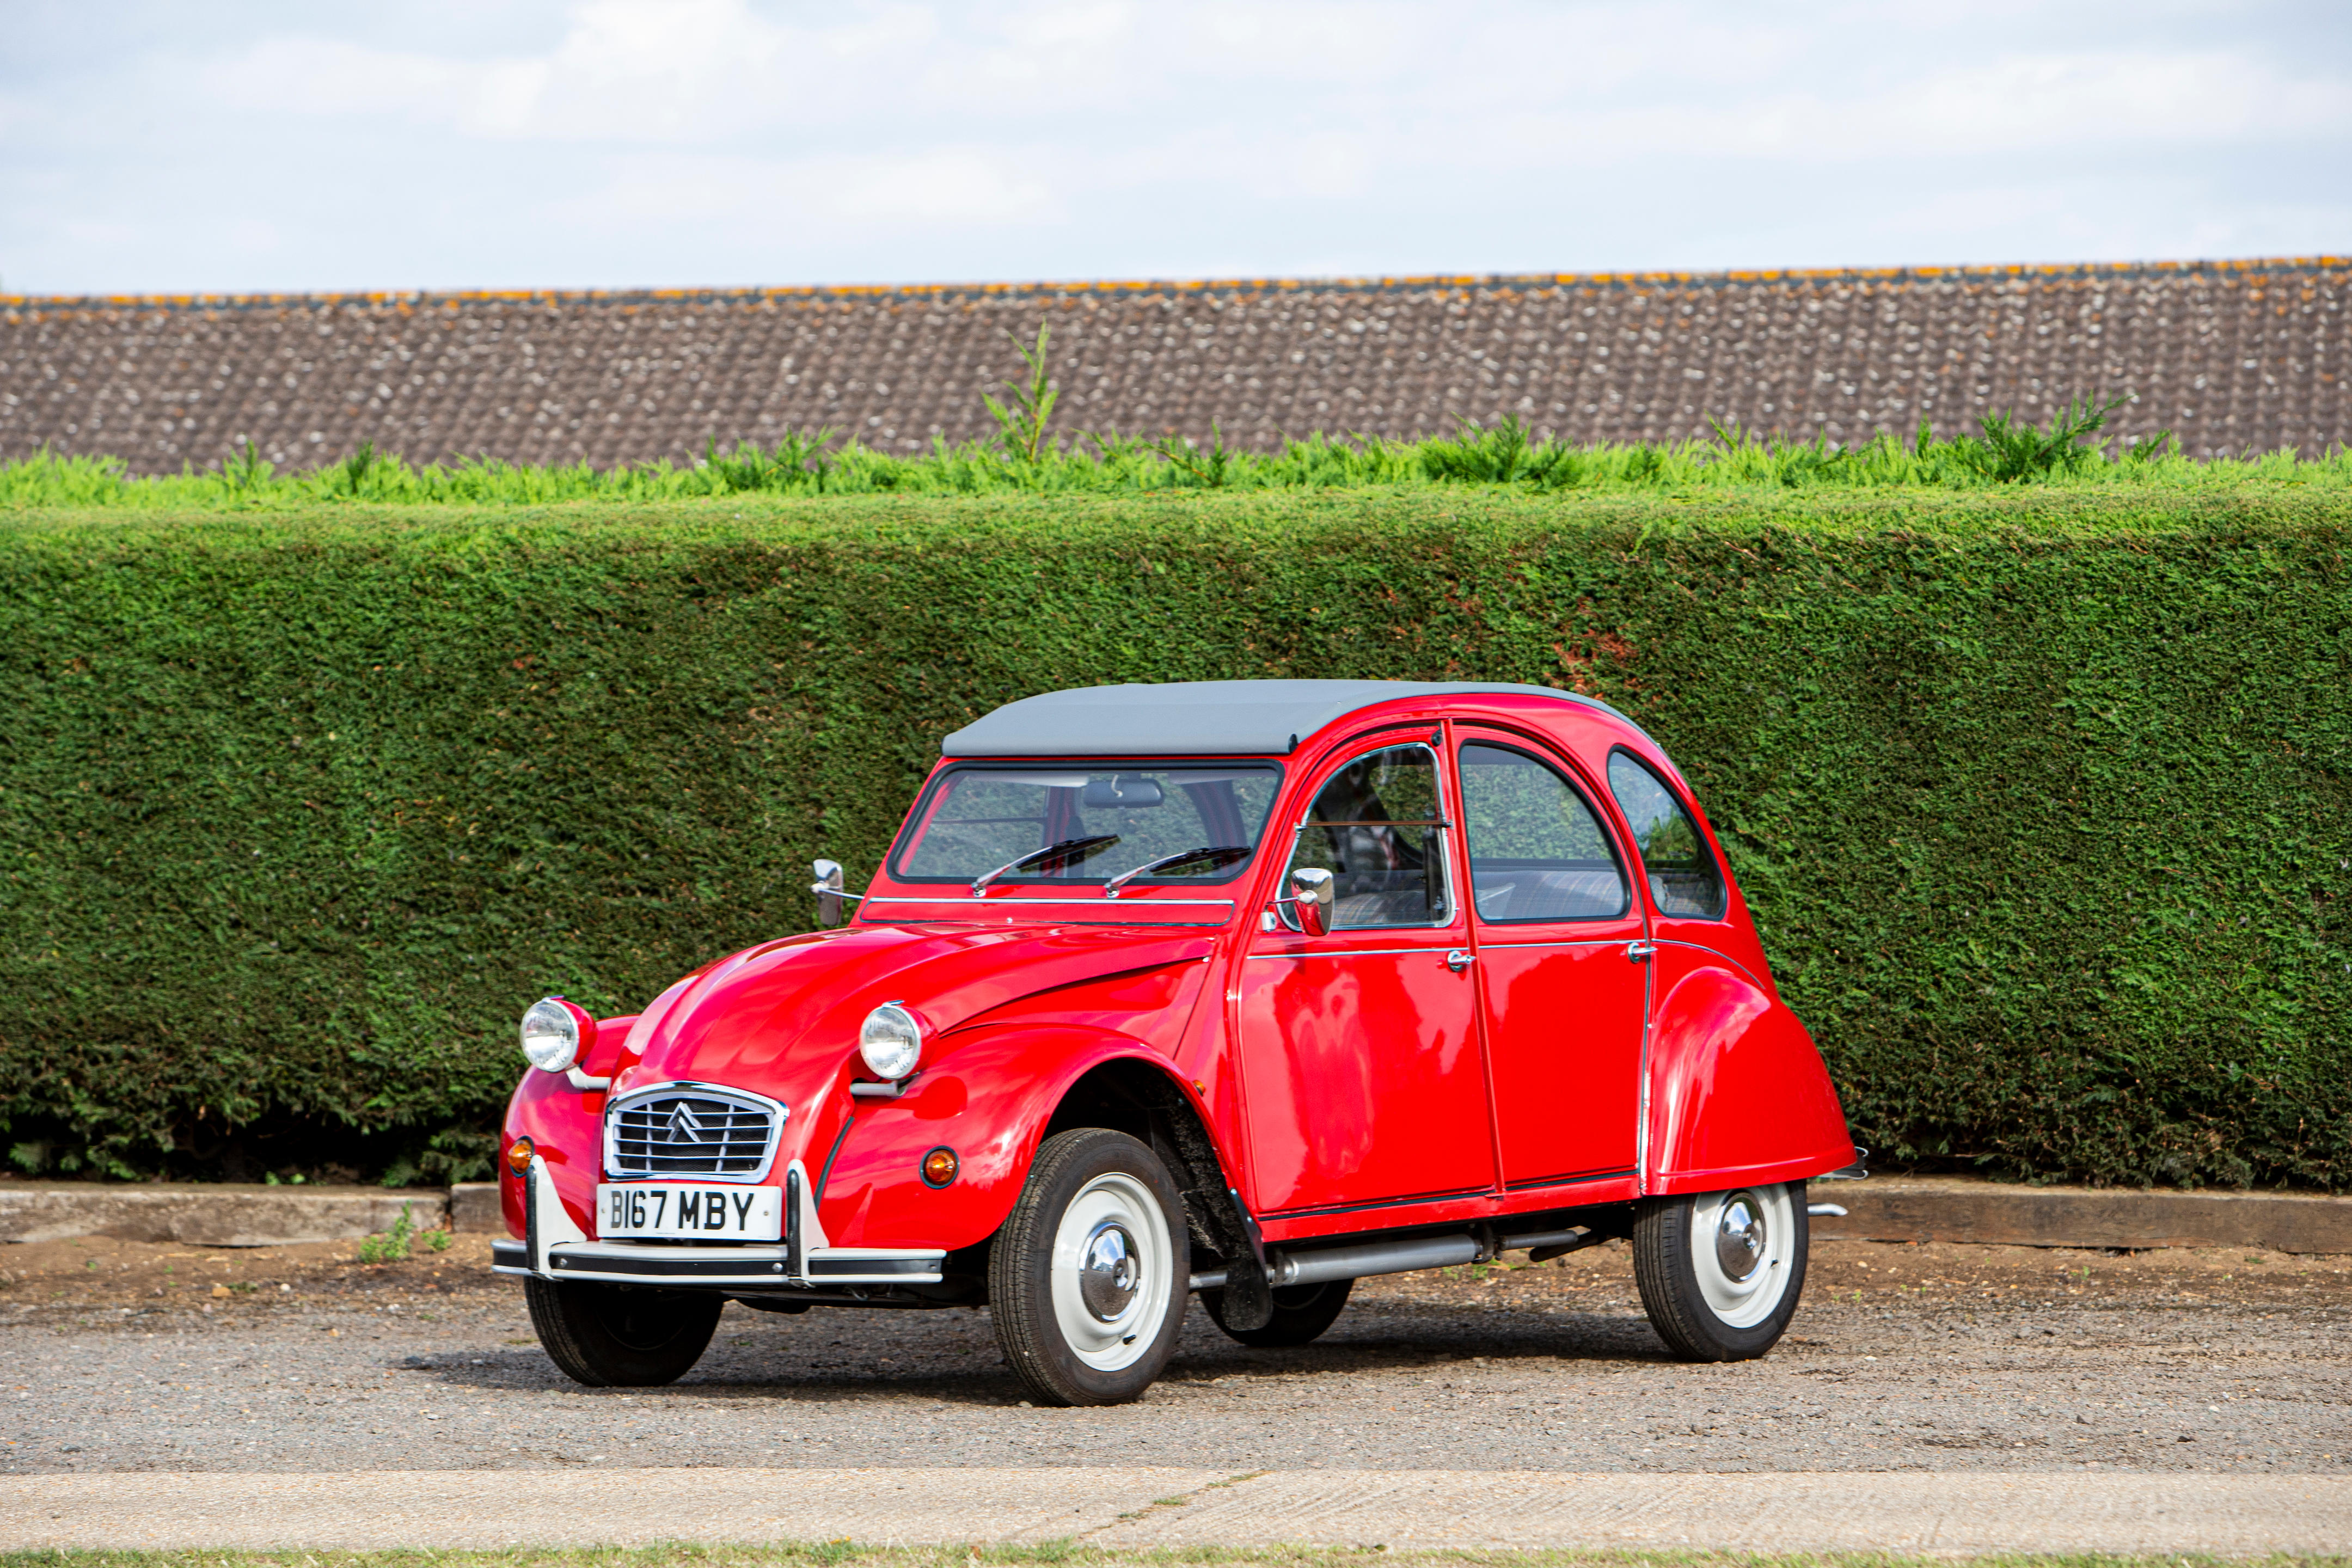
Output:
left=7, top=1467, right=2350, bottom=1554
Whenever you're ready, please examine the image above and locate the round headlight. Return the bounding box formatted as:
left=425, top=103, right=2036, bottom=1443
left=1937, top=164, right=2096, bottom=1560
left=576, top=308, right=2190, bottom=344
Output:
left=859, top=1001, right=923, bottom=1081
left=520, top=996, right=583, bottom=1074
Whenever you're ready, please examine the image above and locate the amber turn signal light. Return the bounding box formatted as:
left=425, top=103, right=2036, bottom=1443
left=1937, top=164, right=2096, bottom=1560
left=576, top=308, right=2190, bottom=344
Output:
left=505, top=1136, right=535, bottom=1176
left=920, top=1146, right=959, bottom=1187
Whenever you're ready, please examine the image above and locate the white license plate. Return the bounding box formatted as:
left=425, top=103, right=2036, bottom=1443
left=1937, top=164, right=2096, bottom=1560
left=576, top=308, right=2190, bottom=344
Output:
left=596, top=1183, right=783, bottom=1241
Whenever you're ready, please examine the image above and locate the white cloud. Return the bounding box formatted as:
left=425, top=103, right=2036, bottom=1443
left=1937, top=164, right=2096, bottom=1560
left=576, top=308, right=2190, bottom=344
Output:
left=1878, top=49, right=2352, bottom=149
left=1462, top=48, right=2352, bottom=169
left=561, top=145, right=1062, bottom=231
left=200, top=0, right=944, bottom=142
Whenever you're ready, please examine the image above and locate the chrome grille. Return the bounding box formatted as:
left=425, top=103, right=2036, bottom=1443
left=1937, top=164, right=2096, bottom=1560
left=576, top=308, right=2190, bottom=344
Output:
left=604, top=1085, right=781, bottom=1180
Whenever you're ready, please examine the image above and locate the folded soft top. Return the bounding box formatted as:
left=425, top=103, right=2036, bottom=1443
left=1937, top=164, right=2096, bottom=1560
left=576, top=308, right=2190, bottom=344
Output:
left=939, top=679, right=1637, bottom=757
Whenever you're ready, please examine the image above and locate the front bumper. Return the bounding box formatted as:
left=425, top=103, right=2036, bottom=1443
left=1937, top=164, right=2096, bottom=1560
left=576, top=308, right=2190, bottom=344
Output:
left=489, top=1238, right=942, bottom=1285
left=497, top=1155, right=944, bottom=1289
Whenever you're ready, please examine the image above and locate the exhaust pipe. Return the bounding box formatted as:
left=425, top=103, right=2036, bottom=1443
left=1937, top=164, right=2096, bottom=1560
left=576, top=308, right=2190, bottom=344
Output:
left=1274, top=1233, right=1479, bottom=1287
left=1188, top=1225, right=1600, bottom=1293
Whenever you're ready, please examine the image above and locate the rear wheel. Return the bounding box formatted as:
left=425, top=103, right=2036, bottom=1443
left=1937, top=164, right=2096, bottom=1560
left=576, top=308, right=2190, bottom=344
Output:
left=524, top=1278, right=722, bottom=1387
left=988, top=1128, right=1187, bottom=1406
left=1205, top=1277, right=1353, bottom=1347
left=1632, top=1183, right=1806, bottom=1361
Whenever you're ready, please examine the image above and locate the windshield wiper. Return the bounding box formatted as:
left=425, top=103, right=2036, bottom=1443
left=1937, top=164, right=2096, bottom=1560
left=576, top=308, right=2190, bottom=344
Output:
left=970, top=835, right=1121, bottom=896
left=1102, top=845, right=1253, bottom=897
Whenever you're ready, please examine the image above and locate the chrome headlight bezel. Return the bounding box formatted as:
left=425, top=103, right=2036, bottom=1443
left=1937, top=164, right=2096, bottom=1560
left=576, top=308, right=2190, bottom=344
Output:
left=859, top=1001, right=923, bottom=1082
left=520, top=996, right=586, bottom=1074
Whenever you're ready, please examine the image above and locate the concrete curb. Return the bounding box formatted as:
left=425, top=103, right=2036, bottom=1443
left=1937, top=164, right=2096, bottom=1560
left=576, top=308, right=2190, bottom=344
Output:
left=1811, top=1174, right=2352, bottom=1254
left=5, top=1467, right=2349, bottom=1553
left=0, top=1182, right=505, bottom=1248
left=450, top=1182, right=502, bottom=1232
left=4, top=1173, right=2346, bottom=1253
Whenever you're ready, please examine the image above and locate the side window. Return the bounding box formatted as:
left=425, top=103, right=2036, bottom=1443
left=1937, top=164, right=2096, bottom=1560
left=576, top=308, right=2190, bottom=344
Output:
left=1285, top=744, right=1451, bottom=928
left=1458, top=743, right=1629, bottom=922
left=1605, top=751, right=1728, bottom=921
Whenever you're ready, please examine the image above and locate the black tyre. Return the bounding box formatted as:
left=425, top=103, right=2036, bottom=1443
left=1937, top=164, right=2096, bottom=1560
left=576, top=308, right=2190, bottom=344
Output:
left=524, top=1278, right=722, bottom=1387
left=1204, top=1277, right=1353, bottom=1347
left=1632, top=1183, right=1807, bottom=1362
left=988, top=1128, right=1189, bottom=1406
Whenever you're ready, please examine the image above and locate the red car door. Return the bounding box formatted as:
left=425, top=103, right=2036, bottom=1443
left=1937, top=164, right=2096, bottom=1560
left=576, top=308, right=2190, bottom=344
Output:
left=1456, top=731, right=1650, bottom=1190
left=1235, top=734, right=1493, bottom=1214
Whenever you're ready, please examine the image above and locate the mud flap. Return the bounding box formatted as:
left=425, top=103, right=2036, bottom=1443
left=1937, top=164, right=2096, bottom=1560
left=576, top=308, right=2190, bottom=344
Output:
left=1217, top=1255, right=1275, bottom=1331
left=1215, top=1185, right=1273, bottom=1330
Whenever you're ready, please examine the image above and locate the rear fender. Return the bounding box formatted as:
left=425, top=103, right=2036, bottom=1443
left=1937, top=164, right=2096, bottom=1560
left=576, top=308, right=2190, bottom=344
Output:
left=1645, top=964, right=1853, bottom=1196
left=816, top=1024, right=1219, bottom=1252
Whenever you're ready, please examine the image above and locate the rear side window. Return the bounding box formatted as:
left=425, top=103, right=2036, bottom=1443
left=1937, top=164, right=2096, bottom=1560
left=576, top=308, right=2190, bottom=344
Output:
left=1458, top=743, right=1628, bottom=921
left=1606, top=752, right=1728, bottom=921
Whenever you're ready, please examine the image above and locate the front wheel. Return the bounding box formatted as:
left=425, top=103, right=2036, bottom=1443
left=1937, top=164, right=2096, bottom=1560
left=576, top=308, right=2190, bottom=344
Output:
left=1632, top=1183, right=1806, bottom=1361
left=524, top=1278, right=722, bottom=1387
left=988, top=1128, right=1188, bottom=1406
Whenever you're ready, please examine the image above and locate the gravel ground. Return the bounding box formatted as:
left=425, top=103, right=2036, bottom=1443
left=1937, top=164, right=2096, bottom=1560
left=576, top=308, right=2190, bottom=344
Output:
left=3, top=1232, right=2347, bottom=1475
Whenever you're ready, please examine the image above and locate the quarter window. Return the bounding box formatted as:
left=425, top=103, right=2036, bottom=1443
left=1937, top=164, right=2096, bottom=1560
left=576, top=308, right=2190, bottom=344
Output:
left=1458, top=743, right=1629, bottom=921
left=1605, top=752, right=1728, bottom=920
left=1284, top=744, right=1451, bottom=928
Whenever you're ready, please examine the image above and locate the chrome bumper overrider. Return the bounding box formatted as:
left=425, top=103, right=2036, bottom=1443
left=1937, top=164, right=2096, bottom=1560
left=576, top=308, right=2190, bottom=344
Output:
left=496, top=1154, right=944, bottom=1288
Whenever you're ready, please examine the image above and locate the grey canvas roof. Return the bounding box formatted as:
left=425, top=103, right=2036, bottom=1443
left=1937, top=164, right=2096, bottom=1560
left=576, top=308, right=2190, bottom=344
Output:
left=939, top=681, right=1639, bottom=757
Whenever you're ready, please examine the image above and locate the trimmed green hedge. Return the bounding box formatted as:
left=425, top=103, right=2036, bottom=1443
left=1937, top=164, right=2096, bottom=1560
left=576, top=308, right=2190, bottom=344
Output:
left=3, top=488, right=2347, bottom=1188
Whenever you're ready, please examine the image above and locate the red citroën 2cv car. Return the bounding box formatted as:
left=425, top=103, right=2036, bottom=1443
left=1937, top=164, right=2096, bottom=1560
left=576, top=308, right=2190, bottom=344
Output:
left=496, top=681, right=1858, bottom=1404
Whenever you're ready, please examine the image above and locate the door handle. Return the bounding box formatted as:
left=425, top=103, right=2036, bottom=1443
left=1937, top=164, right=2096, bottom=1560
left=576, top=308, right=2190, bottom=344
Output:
left=1626, top=941, right=1657, bottom=963
left=1445, top=949, right=1475, bottom=973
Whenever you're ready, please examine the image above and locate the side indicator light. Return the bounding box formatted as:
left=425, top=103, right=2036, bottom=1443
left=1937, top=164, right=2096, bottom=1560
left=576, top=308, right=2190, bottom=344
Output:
left=920, top=1147, right=959, bottom=1188
left=505, top=1136, right=535, bottom=1176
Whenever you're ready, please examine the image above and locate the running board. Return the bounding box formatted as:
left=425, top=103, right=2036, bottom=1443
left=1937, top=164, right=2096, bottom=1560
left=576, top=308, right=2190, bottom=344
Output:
left=1188, top=1225, right=1596, bottom=1293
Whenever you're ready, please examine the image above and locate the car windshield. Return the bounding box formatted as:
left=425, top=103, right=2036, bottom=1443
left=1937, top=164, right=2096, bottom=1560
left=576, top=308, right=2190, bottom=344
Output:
left=892, top=764, right=1283, bottom=886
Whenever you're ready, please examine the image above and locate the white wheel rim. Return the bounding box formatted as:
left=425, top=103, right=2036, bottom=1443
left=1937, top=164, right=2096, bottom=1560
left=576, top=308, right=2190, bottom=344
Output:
left=1688, top=1184, right=1795, bottom=1329
left=1049, top=1172, right=1172, bottom=1371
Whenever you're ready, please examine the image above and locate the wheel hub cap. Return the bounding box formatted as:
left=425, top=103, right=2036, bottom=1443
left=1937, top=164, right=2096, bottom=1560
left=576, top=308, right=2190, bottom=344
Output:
left=1079, top=1222, right=1140, bottom=1320
left=1714, top=1192, right=1766, bottom=1281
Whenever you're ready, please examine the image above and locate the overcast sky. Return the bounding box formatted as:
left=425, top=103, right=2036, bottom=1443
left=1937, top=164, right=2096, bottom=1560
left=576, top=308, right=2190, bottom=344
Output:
left=4, top=0, right=2346, bottom=296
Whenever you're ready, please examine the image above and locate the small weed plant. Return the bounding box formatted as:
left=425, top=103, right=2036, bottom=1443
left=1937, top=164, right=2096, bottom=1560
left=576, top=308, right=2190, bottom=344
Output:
left=355, top=1204, right=413, bottom=1264
left=982, top=322, right=1061, bottom=468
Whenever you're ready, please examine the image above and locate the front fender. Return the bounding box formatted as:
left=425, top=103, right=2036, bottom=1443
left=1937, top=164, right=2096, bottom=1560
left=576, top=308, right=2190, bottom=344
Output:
left=500, top=1067, right=603, bottom=1240
left=1645, top=963, right=1852, bottom=1196
left=497, top=1013, right=636, bottom=1239
left=815, top=1024, right=1196, bottom=1252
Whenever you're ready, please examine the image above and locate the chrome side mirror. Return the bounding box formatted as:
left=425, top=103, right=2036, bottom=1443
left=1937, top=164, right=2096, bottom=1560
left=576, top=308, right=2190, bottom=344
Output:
left=1289, top=866, right=1335, bottom=939
left=812, top=859, right=845, bottom=927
